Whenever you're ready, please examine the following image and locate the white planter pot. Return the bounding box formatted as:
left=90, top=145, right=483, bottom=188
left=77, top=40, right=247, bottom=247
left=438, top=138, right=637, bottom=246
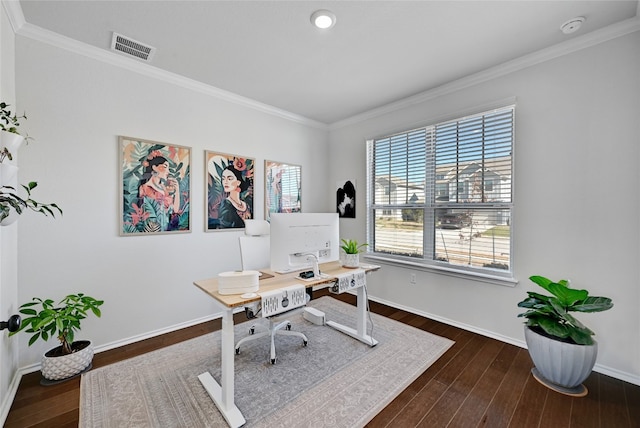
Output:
left=41, top=340, right=94, bottom=381
left=342, top=253, right=360, bottom=268
left=0, top=207, right=19, bottom=226
left=0, top=130, right=25, bottom=166
left=524, top=326, right=597, bottom=396
left=0, top=163, right=18, bottom=186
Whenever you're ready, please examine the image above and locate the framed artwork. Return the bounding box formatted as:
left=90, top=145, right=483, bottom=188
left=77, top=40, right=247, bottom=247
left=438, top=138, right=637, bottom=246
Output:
left=119, top=136, right=191, bottom=235
left=206, top=151, right=254, bottom=231
left=337, top=179, right=356, bottom=218
left=265, top=160, right=301, bottom=221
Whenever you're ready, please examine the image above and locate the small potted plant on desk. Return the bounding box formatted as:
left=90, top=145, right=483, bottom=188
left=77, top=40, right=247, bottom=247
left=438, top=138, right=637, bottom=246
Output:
left=517, top=275, right=613, bottom=396
left=340, top=239, right=367, bottom=268
left=10, top=293, right=104, bottom=384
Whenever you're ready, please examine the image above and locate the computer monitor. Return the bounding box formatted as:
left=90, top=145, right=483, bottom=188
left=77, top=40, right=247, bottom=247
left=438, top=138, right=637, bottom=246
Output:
left=270, top=213, right=339, bottom=274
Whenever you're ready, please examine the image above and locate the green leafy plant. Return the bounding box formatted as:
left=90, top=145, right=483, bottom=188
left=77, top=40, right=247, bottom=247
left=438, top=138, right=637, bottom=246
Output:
left=10, top=294, right=104, bottom=355
left=1, top=147, right=62, bottom=222
left=0, top=102, right=29, bottom=136
left=340, top=238, right=368, bottom=254
left=517, top=275, right=613, bottom=345
left=0, top=180, right=63, bottom=222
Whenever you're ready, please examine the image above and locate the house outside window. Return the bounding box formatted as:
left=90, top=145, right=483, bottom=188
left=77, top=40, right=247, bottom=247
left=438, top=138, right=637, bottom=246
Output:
left=366, top=105, right=514, bottom=279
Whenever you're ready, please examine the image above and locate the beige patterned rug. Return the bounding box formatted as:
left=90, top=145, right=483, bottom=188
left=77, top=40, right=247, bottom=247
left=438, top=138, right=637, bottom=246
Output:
left=80, top=296, right=454, bottom=427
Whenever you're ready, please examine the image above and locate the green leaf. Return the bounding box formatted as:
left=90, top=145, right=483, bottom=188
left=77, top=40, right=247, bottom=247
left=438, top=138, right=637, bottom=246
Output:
left=549, top=297, right=567, bottom=316
left=547, top=282, right=588, bottom=307
left=529, top=275, right=553, bottom=291
left=568, top=328, right=595, bottom=345
left=562, top=312, right=592, bottom=334
left=537, top=316, right=570, bottom=339
left=34, top=316, right=54, bottom=331
left=573, top=296, right=614, bottom=313
left=18, top=301, right=40, bottom=308
left=28, top=333, right=41, bottom=346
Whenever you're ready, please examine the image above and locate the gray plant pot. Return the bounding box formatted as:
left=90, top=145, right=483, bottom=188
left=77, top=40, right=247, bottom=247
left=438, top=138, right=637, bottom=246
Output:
left=342, top=253, right=360, bottom=268
left=524, top=326, right=597, bottom=396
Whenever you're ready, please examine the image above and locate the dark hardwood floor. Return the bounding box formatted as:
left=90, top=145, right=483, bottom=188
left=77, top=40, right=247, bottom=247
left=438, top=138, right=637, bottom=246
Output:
left=5, top=290, right=640, bottom=427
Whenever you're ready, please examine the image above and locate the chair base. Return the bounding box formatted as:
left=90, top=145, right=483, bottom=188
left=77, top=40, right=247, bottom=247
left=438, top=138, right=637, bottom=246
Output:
left=235, top=319, right=308, bottom=364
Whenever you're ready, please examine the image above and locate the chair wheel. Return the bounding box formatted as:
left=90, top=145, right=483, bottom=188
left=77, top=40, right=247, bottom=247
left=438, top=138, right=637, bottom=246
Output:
left=286, top=323, right=291, bottom=331
left=249, top=327, right=255, bottom=334
left=270, top=358, right=277, bottom=364
left=235, top=348, right=240, bottom=355
left=303, top=340, right=308, bottom=347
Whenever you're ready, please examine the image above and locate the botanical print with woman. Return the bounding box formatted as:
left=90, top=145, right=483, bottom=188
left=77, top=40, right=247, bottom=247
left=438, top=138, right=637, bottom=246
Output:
left=121, top=138, right=190, bottom=235
left=207, top=153, right=254, bottom=230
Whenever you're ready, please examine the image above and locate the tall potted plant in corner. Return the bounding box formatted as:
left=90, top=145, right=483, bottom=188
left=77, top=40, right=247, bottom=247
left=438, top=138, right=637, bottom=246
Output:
left=9, top=294, right=104, bottom=383
left=517, top=275, right=613, bottom=396
left=340, top=238, right=367, bottom=268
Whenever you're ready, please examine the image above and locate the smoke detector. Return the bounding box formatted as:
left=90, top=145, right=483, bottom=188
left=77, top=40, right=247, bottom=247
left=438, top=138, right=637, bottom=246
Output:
left=560, top=16, right=586, bottom=35
left=110, top=32, right=156, bottom=62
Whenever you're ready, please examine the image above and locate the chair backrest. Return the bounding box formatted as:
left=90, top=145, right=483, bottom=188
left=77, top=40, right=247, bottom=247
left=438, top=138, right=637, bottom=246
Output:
left=239, top=236, right=270, bottom=270
left=239, top=220, right=271, bottom=271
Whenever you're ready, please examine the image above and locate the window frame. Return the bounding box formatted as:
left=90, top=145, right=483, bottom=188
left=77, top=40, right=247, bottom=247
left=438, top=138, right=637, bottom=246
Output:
left=365, top=105, right=516, bottom=286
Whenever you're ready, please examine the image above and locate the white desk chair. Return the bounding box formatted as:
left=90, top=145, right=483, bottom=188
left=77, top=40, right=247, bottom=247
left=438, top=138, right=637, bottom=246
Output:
left=236, top=220, right=309, bottom=364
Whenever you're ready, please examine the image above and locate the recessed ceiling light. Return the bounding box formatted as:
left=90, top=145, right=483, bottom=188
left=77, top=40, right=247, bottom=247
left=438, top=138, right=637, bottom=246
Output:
left=560, top=16, right=586, bottom=35
left=311, top=10, right=336, bottom=29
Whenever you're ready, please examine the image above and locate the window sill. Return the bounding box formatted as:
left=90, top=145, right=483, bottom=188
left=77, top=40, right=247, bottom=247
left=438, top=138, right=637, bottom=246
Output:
left=363, top=254, right=519, bottom=288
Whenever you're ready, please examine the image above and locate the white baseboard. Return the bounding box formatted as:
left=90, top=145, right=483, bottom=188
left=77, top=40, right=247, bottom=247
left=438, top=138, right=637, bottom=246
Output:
left=363, top=293, right=640, bottom=387
left=17, top=310, right=227, bottom=376
left=0, top=366, right=24, bottom=427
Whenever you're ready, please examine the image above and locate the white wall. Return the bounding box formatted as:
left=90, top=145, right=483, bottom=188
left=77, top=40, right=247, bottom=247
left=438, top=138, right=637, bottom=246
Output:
left=13, top=35, right=330, bottom=369
left=329, top=32, right=640, bottom=384
left=0, top=1, right=20, bottom=422
left=5, top=5, right=639, bottom=398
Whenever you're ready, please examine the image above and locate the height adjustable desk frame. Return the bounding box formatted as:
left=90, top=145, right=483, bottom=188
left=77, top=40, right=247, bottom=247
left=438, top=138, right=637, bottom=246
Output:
left=193, top=261, right=379, bottom=428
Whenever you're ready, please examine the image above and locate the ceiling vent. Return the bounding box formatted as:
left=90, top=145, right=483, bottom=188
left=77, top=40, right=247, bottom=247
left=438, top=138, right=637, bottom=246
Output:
left=110, top=32, right=156, bottom=62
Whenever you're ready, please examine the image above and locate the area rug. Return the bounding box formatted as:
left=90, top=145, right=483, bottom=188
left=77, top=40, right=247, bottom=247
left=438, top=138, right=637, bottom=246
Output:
left=80, top=296, right=454, bottom=427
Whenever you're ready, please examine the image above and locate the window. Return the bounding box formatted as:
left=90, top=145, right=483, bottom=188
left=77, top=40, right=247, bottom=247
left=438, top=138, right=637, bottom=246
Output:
left=366, top=105, right=514, bottom=279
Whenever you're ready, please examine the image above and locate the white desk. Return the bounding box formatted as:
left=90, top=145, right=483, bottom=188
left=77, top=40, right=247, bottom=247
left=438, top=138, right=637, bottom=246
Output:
left=193, top=261, right=379, bottom=428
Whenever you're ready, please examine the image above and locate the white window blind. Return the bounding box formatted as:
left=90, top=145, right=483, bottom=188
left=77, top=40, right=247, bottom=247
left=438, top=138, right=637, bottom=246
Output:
left=367, top=105, right=514, bottom=277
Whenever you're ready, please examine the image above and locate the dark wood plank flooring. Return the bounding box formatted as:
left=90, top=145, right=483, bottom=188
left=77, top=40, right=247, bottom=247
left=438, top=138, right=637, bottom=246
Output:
left=5, top=290, right=640, bottom=427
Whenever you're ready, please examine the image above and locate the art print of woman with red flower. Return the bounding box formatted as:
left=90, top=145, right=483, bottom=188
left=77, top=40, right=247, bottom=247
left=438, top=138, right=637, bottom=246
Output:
left=206, top=152, right=254, bottom=230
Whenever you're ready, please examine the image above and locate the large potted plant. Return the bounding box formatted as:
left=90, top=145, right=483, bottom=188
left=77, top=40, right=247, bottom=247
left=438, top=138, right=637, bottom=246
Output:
left=340, top=238, right=367, bottom=268
left=10, top=293, right=104, bottom=383
left=517, top=275, right=613, bottom=396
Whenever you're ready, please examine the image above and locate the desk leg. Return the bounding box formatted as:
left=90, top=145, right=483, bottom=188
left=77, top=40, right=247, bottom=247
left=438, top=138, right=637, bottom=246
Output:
left=198, top=307, right=246, bottom=428
left=326, top=286, right=378, bottom=347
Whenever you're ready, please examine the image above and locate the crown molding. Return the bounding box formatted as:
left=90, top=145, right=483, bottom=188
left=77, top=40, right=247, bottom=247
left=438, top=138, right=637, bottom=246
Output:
left=2, top=0, right=25, bottom=33
left=5, top=11, right=328, bottom=130
left=5, top=0, right=638, bottom=132
left=330, top=15, right=640, bottom=131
